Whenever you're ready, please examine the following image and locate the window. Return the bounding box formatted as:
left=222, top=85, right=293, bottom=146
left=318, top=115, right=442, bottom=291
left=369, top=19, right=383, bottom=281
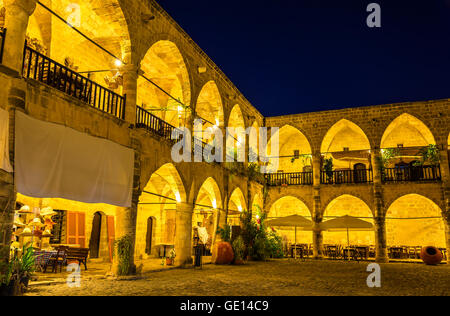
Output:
left=50, top=210, right=65, bottom=244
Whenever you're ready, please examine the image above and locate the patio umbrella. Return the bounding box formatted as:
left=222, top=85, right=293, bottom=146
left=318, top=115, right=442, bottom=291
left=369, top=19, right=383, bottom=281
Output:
left=266, top=215, right=313, bottom=259
left=320, top=215, right=374, bottom=260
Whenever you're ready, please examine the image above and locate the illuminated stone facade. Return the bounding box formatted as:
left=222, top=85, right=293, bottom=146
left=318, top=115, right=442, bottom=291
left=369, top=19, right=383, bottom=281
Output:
left=0, top=0, right=448, bottom=273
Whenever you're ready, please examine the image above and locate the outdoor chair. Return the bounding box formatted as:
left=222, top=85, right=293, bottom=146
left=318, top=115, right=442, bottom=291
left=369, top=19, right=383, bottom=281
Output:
left=45, top=246, right=68, bottom=273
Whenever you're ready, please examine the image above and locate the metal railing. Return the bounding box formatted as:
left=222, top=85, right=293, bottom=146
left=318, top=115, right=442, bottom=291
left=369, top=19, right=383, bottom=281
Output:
left=0, top=28, right=6, bottom=64
left=136, top=105, right=183, bottom=142
left=265, top=172, right=313, bottom=186
left=22, top=45, right=126, bottom=119
left=321, top=169, right=373, bottom=184
left=382, top=165, right=441, bottom=183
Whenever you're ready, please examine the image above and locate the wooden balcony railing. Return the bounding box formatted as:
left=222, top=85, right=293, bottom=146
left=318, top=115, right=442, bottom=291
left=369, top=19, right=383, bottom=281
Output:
left=265, top=172, right=313, bottom=186
left=382, top=165, right=441, bottom=183
left=22, top=45, right=126, bottom=119
left=136, top=105, right=182, bottom=142
left=0, top=28, right=6, bottom=64
left=321, top=169, right=373, bottom=184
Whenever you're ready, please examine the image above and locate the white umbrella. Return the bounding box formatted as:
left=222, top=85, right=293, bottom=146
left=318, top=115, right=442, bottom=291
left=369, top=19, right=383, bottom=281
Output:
left=320, top=215, right=374, bottom=260
left=266, top=215, right=313, bottom=259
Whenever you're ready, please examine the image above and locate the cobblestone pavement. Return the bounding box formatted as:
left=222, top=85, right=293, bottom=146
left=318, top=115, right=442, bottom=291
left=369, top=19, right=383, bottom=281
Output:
left=26, top=260, right=450, bottom=296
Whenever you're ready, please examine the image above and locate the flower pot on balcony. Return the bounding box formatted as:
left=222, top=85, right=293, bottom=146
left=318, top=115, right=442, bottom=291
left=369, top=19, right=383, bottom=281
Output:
left=212, top=242, right=234, bottom=265
left=420, top=246, right=443, bottom=265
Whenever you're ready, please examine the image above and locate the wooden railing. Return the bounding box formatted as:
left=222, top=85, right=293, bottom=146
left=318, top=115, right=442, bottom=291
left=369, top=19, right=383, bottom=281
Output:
left=136, top=106, right=182, bottom=142
left=22, top=45, right=126, bottom=119
left=0, top=28, right=6, bottom=64
left=382, top=165, right=441, bottom=182
left=321, top=169, right=373, bottom=184
left=265, top=172, right=313, bottom=186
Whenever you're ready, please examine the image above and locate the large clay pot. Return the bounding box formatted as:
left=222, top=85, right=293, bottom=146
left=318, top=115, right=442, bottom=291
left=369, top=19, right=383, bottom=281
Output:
left=212, top=242, right=234, bottom=265
left=420, top=246, right=443, bottom=265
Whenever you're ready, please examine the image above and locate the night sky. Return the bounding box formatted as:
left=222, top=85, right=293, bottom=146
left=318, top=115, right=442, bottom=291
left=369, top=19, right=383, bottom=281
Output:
left=158, top=0, right=450, bottom=117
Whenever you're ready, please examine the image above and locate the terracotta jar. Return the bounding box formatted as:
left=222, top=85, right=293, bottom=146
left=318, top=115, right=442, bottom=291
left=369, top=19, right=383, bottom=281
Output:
left=420, top=246, right=443, bottom=265
left=212, top=242, right=234, bottom=264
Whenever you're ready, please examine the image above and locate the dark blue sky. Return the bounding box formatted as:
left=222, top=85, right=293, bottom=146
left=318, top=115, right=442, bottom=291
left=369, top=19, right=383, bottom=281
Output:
left=158, top=0, right=450, bottom=117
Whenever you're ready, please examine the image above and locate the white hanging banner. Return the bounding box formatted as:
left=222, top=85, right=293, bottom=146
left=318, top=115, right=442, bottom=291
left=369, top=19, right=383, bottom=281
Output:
left=15, top=112, right=134, bottom=207
left=0, top=108, right=13, bottom=173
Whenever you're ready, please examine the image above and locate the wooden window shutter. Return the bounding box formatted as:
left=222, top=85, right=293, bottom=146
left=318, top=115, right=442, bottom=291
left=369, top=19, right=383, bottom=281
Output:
left=66, top=211, right=86, bottom=248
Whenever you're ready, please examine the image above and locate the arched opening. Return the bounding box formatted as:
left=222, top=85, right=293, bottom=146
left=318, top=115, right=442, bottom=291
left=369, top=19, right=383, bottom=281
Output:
left=193, top=178, right=222, bottom=256
left=380, top=114, right=439, bottom=182
left=89, top=212, right=102, bottom=258
left=249, top=121, right=260, bottom=161
left=227, top=187, right=246, bottom=226
left=381, top=114, right=435, bottom=149
left=386, top=194, right=446, bottom=250
left=196, top=81, right=223, bottom=129
left=321, top=120, right=371, bottom=181
left=137, top=40, right=191, bottom=128
left=266, top=125, right=312, bottom=174
left=226, top=105, right=246, bottom=160
left=136, top=164, right=186, bottom=259
left=25, top=0, right=131, bottom=94
left=268, top=196, right=313, bottom=247
left=322, top=195, right=374, bottom=246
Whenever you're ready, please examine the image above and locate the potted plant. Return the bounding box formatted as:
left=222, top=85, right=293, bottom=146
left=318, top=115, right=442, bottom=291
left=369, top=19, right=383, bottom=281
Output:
left=0, top=244, right=35, bottom=296
left=166, top=249, right=176, bottom=266
left=213, top=225, right=234, bottom=264
left=232, top=236, right=245, bottom=265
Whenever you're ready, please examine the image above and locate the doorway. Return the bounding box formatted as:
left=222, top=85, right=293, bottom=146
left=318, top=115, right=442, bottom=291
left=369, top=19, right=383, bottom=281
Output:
left=89, top=212, right=102, bottom=258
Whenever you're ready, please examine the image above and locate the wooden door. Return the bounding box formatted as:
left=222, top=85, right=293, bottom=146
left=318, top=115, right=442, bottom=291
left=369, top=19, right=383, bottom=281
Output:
left=89, top=212, right=102, bottom=258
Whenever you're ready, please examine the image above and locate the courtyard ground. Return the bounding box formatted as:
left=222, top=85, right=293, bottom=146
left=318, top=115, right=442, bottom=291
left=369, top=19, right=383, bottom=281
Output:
left=26, top=259, right=449, bottom=296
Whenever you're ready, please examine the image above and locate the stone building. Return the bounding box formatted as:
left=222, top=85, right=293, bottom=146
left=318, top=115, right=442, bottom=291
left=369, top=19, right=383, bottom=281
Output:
left=0, top=0, right=448, bottom=271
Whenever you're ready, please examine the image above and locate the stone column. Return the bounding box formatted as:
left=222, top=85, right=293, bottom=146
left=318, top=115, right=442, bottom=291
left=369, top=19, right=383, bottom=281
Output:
left=2, top=0, right=37, bottom=74
left=312, top=151, right=323, bottom=259
left=121, top=64, right=138, bottom=125
left=371, top=149, right=389, bottom=263
left=175, top=202, right=193, bottom=266
left=0, top=170, right=15, bottom=264
left=439, top=144, right=450, bottom=183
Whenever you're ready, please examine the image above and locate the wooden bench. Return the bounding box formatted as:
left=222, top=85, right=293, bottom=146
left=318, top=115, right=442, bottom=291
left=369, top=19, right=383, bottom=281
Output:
left=65, top=248, right=90, bottom=270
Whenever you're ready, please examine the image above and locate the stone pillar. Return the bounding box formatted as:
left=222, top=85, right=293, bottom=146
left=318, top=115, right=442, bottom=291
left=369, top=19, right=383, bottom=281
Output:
left=121, top=64, right=138, bottom=125
left=2, top=0, right=37, bottom=74
left=312, top=151, right=323, bottom=259
left=0, top=170, right=15, bottom=264
left=371, top=149, right=389, bottom=263
left=175, top=202, right=193, bottom=266
left=439, top=144, right=450, bottom=184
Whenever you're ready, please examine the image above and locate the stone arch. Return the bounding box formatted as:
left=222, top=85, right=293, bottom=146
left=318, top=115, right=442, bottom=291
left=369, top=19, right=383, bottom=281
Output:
left=322, top=194, right=375, bottom=246
left=26, top=0, right=132, bottom=89
left=226, top=104, right=246, bottom=159
left=385, top=194, right=446, bottom=248
left=321, top=119, right=371, bottom=153
left=135, top=163, right=187, bottom=258
left=227, top=186, right=246, bottom=226
left=266, top=125, right=313, bottom=173
left=381, top=113, right=436, bottom=149
left=193, top=177, right=223, bottom=245
left=320, top=119, right=372, bottom=171
left=137, top=40, right=191, bottom=128
left=251, top=193, right=264, bottom=214
left=195, top=80, right=224, bottom=128
left=269, top=196, right=313, bottom=245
